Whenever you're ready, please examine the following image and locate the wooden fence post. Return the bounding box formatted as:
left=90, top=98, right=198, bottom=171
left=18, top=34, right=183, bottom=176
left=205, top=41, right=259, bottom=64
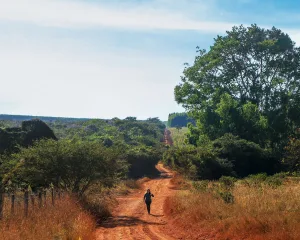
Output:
left=58, top=189, right=61, bottom=200
left=51, top=188, right=55, bottom=206
left=11, top=194, right=15, bottom=214
left=38, top=192, right=42, bottom=208
left=31, top=194, right=35, bottom=207
left=0, top=190, right=4, bottom=220
left=24, top=190, right=29, bottom=217
left=43, top=190, right=47, bottom=206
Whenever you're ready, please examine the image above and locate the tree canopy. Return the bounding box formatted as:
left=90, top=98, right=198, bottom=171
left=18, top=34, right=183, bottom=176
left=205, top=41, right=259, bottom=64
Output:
left=0, top=117, right=166, bottom=195
left=175, top=24, right=300, bottom=151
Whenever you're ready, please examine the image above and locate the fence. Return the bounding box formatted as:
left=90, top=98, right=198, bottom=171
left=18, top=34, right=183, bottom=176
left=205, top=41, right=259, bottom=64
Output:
left=0, top=188, right=65, bottom=219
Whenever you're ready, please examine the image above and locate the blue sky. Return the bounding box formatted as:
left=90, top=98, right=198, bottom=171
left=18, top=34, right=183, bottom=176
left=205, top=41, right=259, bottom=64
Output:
left=0, top=0, right=300, bottom=120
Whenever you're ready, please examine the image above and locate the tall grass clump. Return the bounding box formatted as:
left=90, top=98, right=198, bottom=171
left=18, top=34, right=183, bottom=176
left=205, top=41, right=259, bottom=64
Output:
left=167, top=176, right=300, bottom=240
left=0, top=196, right=96, bottom=240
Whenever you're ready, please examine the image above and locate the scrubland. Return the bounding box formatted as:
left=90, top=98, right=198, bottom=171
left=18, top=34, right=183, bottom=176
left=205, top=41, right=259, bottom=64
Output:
left=166, top=175, right=300, bottom=240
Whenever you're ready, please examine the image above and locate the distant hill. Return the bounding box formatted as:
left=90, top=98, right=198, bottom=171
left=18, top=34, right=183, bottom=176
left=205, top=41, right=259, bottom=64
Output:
left=0, top=114, right=166, bottom=123
left=0, top=114, right=93, bottom=122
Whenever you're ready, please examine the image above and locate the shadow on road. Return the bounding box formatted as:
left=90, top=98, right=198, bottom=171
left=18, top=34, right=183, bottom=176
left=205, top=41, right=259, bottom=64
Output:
left=101, top=215, right=166, bottom=228
left=150, top=214, right=164, bottom=217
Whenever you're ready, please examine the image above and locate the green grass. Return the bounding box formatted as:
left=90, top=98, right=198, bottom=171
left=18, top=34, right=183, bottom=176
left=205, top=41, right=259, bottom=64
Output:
left=169, top=127, right=189, bottom=147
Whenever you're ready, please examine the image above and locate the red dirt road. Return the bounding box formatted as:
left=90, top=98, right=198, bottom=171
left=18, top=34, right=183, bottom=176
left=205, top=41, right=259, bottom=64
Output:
left=96, top=164, right=176, bottom=240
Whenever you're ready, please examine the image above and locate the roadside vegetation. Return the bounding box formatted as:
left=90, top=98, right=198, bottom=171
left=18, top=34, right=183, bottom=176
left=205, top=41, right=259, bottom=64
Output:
left=164, top=24, right=300, bottom=179
left=168, top=127, right=188, bottom=147
left=0, top=117, right=165, bottom=239
left=0, top=196, right=96, bottom=240
left=1, top=23, right=300, bottom=239
left=164, top=24, right=300, bottom=239
left=167, top=174, right=300, bottom=240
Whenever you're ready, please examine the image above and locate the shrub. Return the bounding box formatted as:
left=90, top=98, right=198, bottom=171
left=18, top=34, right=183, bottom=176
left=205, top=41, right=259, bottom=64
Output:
left=164, top=134, right=279, bottom=180
left=219, top=176, right=237, bottom=190
left=218, top=190, right=234, bottom=204
left=241, top=173, right=268, bottom=187
left=192, top=180, right=209, bottom=192
left=213, top=134, right=277, bottom=177
left=3, top=139, right=127, bottom=195
left=265, top=176, right=283, bottom=188
left=163, top=145, right=234, bottom=180
left=283, top=137, right=300, bottom=172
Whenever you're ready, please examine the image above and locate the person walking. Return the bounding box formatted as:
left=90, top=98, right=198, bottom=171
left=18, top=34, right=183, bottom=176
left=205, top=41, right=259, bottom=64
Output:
left=144, top=189, right=154, bottom=214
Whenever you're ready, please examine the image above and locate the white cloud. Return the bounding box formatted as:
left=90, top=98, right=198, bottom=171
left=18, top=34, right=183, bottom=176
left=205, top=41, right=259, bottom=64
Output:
left=285, top=30, right=300, bottom=45
left=0, top=0, right=233, bottom=33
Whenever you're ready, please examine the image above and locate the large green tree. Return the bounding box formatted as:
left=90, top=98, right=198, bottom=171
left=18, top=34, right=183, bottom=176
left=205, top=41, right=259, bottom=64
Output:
left=175, top=24, right=300, bottom=150
left=2, top=139, right=127, bottom=196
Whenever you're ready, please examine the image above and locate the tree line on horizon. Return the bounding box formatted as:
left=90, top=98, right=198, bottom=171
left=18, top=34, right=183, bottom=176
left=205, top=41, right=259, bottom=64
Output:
left=167, top=112, right=195, bottom=128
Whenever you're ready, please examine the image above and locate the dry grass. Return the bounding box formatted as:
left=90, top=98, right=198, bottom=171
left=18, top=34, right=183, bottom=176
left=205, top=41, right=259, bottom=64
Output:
left=167, top=179, right=300, bottom=240
left=115, top=177, right=151, bottom=195
left=0, top=196, right=96, bottom=240
left=170, top=174, right=192, bottom=190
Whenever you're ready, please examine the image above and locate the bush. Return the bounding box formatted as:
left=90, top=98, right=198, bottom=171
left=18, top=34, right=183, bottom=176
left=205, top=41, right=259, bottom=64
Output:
left=163, top=142, right=234, bottom=180
left=163, top=145, right=234, bottom=180
left=218, top=190, right=234, bottom=204
left=213, top=134, right=277, bottom=177
left=3, top=139, right=127, bottom=195
left=163, top=134, right=279, bottom=180
left=283, top=137, right=300, bottom=172
left=192, top=180, right=209, bottom=192
left=241, top=173, right=284, bottom=188
left=265, top=176, right=283, bottom=188
left=219, top=176, right=237, bottom=190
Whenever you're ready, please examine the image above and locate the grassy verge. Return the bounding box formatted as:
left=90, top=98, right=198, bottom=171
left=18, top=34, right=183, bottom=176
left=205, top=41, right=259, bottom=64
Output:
left=166, top=175, right=300, bottom=240
left=0, top=177, right=147, bottom=240
left=0, top=196, right=96, bottom=240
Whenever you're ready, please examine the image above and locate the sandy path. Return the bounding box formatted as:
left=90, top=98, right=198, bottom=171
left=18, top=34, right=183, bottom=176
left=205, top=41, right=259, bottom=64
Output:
left=95, top=164, right=176, bottom=240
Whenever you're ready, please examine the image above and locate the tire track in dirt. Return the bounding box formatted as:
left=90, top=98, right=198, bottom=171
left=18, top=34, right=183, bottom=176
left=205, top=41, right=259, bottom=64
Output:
left=95, top=164, right=176, bottom=240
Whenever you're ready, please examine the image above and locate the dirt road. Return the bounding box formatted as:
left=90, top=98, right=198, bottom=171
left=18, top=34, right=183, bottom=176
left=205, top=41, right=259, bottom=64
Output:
left=96, top=164, right=176, bottom=240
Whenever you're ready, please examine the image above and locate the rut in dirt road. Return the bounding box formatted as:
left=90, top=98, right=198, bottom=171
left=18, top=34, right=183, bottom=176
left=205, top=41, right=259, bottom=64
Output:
left=96, top=164, right=176, bottom=240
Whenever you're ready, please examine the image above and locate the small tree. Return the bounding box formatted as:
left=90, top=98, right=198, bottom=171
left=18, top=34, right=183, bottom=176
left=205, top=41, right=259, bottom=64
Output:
left=6, top=139, right=127, bottom=196
left=283, top=136, right=300, bottom=172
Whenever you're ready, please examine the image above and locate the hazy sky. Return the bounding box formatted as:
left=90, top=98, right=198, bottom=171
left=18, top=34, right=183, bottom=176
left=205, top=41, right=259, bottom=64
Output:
left=1, top=0, right=300, bottom=120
